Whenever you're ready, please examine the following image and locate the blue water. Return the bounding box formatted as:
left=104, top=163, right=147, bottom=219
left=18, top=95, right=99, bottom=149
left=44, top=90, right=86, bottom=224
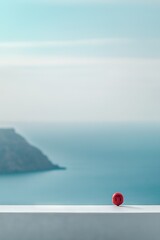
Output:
left=0, top=122, right=160, bottom=205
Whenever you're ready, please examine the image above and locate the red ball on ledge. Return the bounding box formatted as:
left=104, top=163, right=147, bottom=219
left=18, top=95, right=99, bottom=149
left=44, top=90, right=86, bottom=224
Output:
left=112, top=192, right=124, bottom=206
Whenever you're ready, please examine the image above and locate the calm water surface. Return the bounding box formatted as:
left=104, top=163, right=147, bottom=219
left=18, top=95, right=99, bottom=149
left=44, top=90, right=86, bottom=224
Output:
left=0, top=122, right=160, bottom=205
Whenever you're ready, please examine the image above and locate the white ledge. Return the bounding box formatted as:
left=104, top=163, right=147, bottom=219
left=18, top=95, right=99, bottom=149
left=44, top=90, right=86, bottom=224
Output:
left=0, top=205, right=160, bottom=240
left=0, top=205, right=160, bottom=213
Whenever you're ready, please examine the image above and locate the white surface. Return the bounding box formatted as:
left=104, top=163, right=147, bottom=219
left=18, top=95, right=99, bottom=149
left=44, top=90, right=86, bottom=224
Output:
left=0, top=206, right=160, bottom=240
left=0, top=205, right=160, bottom=213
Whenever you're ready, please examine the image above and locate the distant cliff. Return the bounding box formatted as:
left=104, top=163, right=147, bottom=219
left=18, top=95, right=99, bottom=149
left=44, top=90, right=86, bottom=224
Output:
left=0, top=128, right=65, bottom=174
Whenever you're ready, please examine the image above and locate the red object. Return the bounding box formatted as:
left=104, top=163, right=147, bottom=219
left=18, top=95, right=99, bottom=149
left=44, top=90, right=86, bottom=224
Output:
left=112, top=192, right=124, bottom=206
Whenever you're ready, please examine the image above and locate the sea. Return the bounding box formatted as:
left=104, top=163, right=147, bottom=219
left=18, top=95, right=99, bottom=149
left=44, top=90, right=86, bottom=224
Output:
left=0, top=122, right=160, bottom=205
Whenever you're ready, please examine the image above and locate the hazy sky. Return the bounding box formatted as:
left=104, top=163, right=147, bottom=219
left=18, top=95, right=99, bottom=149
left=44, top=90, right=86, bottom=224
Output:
left=0, top=0, right=160, bottom=122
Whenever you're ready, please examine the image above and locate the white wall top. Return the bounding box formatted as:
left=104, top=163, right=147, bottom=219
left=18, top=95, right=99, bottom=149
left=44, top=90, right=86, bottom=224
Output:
left=0, top=205, right=160, bottom=213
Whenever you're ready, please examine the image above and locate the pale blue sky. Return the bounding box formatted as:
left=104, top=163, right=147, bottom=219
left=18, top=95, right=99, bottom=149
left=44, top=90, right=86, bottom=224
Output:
left=0, top=0, right=160, bottom=122
left=1, top=0, right=160, bottom=56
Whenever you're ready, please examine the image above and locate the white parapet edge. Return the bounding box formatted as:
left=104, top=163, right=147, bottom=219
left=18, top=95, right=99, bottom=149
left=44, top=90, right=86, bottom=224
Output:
left=0, top=205, right=160, bottom=213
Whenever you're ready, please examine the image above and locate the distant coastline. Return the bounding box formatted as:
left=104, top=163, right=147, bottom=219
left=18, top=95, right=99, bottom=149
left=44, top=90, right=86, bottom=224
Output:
left=0, top=128, right=65, bottom=174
